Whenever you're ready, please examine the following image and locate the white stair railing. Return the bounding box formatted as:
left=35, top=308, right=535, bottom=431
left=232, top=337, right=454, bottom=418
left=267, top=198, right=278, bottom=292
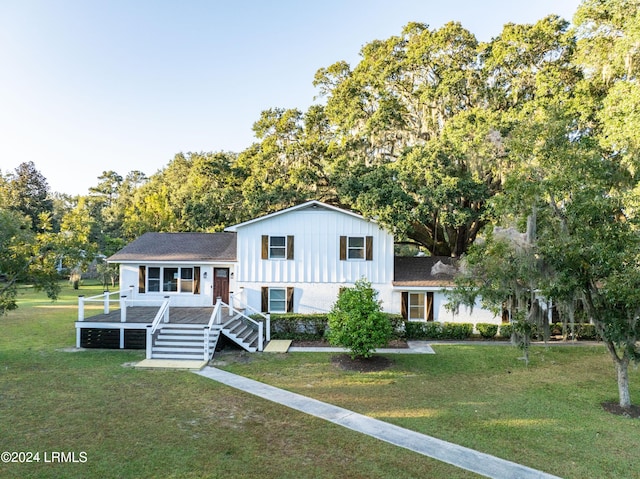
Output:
left=203, top=299, right=223, bottom=360
left=145, top=299, right=171, bottom=359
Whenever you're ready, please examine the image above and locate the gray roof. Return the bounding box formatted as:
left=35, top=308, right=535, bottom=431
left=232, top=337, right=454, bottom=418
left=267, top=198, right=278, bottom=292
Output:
left=108, top=232, right=237, bottom=263
left=393, top=256, right=459, bottom=287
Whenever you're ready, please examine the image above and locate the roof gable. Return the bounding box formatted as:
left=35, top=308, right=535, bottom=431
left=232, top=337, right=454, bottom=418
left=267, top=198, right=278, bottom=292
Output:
left=108, top=232, right=236, bottom=263
left=225, top=200, right=373, bottom=232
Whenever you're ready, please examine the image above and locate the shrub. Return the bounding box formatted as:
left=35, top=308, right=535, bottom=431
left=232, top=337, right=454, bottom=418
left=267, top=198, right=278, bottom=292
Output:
left=404, top=321, right=443, bottom=340
left=499, top=323, right=513, bottom=338
left=327, top=279, right=393, bottom=359
left=577, top=323, right=598, bottom=340
left=441, top=322, right=473, bottom=340
left=476, top=323, right=499, bottom=339
left=268, top=314, right=328, bottom=341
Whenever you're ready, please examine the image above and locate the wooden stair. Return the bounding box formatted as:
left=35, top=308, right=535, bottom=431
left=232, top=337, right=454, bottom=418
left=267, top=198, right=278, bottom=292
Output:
left=151, top=324, right=221, bottom=360
left=221, top=315, right=259, bottom=352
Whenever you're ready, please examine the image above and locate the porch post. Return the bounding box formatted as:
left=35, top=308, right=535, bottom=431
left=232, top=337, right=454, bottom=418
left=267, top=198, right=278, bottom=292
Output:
left=215, top=297, right=222, bottom=324
left=120, top=294, right=127, bottom=323
left=76, top=326, right=81, bottom=349
left=146, top=325, right=152, bottom=359
left=163, top=296, right=170, bottom=323
left=266, top=313, right=271, bottom=342
left=258, top=321, right=264, bottom=352
left=203, top=327, right=210, bottom=361
left=103, top=291, right=109, bottom=314
left=78, top=295, right=85, bottom=322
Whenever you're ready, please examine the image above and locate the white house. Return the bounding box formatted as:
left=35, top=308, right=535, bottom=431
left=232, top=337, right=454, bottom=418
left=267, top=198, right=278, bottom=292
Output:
left=108, top=200, right=499, bottom=324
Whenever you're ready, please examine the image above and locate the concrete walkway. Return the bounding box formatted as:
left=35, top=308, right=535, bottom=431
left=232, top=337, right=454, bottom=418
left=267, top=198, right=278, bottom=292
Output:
left=195, top=367, right=561, bottom=479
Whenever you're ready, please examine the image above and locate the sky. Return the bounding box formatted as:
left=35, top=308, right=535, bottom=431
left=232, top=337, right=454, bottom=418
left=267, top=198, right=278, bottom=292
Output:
left=0, top=0, right=582, bottom=196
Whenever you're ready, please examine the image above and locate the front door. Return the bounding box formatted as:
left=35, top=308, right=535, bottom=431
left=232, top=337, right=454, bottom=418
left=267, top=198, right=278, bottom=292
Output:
left=213, top=268, right=230, bottom=304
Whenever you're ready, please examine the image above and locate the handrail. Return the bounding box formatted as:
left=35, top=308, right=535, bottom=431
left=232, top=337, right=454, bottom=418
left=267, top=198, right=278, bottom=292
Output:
left=146, top=300, right=170, bottom=360
left=150, top=300, right=170, bottom=335
left=204, top=300, right=223, bottom=360
left=223, top=299, right=266, bottom=351
left=206, top=299, right=223, bottom=330
left=78, top=287, right=134, bottom=320
left=229, top=293, right=270, bottom=345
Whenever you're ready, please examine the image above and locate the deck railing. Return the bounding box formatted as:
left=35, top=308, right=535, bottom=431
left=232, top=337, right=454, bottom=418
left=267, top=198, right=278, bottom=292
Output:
left=204, top=300, right=223, bottom=360
left=77, top=287, right=134, bottom=322
left=227, top=293, right=270, bottom=351
left=145, top=299, right=171, bottom=359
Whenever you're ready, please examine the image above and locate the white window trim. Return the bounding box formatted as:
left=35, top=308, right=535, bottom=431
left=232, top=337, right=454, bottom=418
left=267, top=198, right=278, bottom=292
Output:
left=347, top=236, right=366, bottom=261
left=147, top=266, right=196, bottom=294
left=269, top=236, right=287, bottom=260
left=268, top=287, right=287, bottom=313
left=408, top=292, right=426, bottom=321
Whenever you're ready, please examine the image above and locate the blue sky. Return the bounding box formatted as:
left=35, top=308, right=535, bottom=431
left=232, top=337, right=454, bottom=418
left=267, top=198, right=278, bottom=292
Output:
left=0, top=0, right=581, bottom=195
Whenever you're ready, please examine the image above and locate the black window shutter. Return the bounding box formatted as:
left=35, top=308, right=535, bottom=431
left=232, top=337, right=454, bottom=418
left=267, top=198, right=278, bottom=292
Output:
left=287, top=235, right=294, bottom=260
left=401, top=292, right=408, bottom=319
left=286, top=287, right=294, bottom=313
left=261, top=287, right=268, bottom=312
left=138, top=266, right=146, bottom=294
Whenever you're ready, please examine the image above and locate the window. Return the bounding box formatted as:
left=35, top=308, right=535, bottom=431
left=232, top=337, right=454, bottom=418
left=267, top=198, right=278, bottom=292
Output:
left=180, top=268, right=194, bottom=293
left=269, top=288, right=287, bottom=312
left=148, top=267, right=161, bottom=292
left=408, top=293, right=425, bottom=320
left=261, top=286, right=294, bottom=313
left=402, top=292, right=434, bottom=321
left=144, top=266, right=198, bottom=294
left=269, top=236, right=286, bottom=259
left=164, top=268, right=178, bottom=292
left=340, top=236, right=373, bottom=261
left=348, top=237, right=365, bottom=259
left=262, top=235, right=294, bottom=260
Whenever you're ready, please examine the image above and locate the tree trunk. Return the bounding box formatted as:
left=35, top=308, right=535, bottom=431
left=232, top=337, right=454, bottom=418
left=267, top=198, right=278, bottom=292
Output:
left=615, top=356, right=632, bottom=408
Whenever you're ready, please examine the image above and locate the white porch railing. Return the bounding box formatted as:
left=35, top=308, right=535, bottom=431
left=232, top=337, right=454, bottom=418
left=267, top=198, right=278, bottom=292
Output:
left=204, top=299, right=223, bottom=360
left=227, top=292, right=270, bottom=351
left=145, top=299, right=171, bottom=359
left=77, top=287, right=134, bottom=322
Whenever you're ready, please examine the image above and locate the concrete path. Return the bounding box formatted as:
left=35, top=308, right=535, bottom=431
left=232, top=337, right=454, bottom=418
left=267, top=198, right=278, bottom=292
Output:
left=195, top=367, right=561, bottom=479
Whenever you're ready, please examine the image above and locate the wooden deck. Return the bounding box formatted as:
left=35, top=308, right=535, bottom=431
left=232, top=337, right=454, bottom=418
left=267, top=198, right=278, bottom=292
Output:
left=82, top=307, right=216, bottom=324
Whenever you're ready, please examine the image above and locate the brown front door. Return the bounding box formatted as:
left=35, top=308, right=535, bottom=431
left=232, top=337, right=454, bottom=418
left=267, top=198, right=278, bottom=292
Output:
left=213, top=268, right=230, bottom=304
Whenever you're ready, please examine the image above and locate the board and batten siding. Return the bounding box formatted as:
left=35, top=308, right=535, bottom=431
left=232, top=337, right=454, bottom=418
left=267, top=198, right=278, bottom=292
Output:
left=232, top=205, right=395, bottom=313
left=233, top=207, right=394, bottom=285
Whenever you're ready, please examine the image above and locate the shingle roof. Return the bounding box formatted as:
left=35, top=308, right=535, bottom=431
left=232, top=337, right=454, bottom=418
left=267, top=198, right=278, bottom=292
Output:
left=107, top=232, right=237, bottom=262
left=393, top=256, right=459, bottom=287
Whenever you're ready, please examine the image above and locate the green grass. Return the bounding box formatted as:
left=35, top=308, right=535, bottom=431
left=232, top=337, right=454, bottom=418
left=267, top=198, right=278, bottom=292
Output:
left=0, top=281, right=477, bottom=479
left=1, top=281, right=639, bottom=478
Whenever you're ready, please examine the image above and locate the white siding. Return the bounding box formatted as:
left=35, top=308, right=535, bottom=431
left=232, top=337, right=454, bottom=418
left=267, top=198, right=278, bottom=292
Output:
left=233, top=205, right=394, bottom=314
left=235, top=207, right=394, bottom=285
left=119, top=263, right=235, bottom=307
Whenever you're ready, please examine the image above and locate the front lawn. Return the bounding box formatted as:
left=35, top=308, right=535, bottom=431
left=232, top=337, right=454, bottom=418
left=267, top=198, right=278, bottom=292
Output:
left=1, top=281, right=638, bottom=478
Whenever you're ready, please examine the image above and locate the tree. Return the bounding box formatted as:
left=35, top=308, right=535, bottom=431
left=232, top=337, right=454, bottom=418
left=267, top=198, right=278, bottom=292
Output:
left=0, top=208, right=60, bottom=315
left=313, top=17, right=575, bottom=256
left=5, top=162, right=53, bottom=232
left=327, top=279, right=393, bottom=359
left=449, top=223, right=546, bottom=365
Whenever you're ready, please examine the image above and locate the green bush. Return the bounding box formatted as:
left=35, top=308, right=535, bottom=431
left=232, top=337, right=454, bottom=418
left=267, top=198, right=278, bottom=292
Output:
left=577, top=323, right=598, bottom=340
left=476, top=323, right=499, bottom=339
left=499, top=323, right=513, bottom=338
left=268, top=313, right=328, bottom=341
left=441, top=322, right=473, bottom=340
left=327, top=279, right=393, bottom=359
left=404, top=321, right=443, bottom=340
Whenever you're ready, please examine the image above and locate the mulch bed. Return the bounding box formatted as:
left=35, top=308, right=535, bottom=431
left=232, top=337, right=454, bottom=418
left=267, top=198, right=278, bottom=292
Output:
left=331, top=354, right=394, bottom=372
left=601, top=402, right=640, bottom=419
